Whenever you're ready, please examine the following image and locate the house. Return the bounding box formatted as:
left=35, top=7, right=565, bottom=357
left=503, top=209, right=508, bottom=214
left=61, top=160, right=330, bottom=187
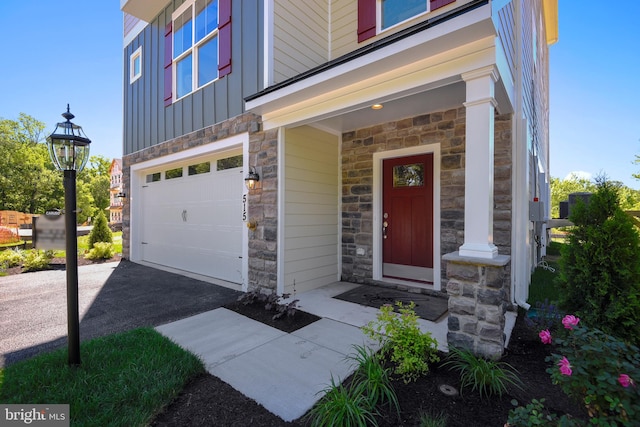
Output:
left=108, top=158, right=124, bottom=230
left=120, top=0, right=558, bottom=357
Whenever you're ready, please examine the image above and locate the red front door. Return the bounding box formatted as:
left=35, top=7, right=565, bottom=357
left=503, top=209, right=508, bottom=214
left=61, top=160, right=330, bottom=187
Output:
left=382, top=153, right=434, bottom=282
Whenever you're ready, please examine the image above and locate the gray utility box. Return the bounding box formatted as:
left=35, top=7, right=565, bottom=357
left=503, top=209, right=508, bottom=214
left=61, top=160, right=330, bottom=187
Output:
left=529, top=200, right=546, bottom=221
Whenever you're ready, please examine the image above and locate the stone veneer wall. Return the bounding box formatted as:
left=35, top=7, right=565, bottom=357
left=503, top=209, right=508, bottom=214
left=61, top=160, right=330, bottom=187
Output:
left=122, top=113, right=279, bottom=291
left=341, top=108, right=512, bottom=286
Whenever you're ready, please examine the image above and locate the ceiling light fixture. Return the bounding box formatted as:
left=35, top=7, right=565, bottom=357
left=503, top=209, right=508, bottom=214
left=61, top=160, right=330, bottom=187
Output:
left=371, top=103, right=383, bottom=110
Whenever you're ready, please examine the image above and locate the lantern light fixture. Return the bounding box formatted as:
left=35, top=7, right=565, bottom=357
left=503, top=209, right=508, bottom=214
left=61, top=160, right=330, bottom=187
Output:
left=47, top=104, right=92, bottom=172
left=244, top=167, right=260, bottom=190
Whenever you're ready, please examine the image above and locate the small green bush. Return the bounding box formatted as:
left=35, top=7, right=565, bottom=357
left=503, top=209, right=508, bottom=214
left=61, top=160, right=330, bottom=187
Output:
left=363, top=301, right=440, bottom=383
left=348, top=344, right=399, bottom=417
left=507, top=399, right=571, bottom=427
left=88, top=211, right=112, bottom=249
left=419, top=411, right=448, bottom=427
left=22, top=250, right=53, bottom=272
left=84, top=242, right=115, bottom=260
left=306, top=376, right=378, bottom=427
left=0, top=248, right=25, bottom=268
left=558, top=178, right=640, bottom=345
left=443, top=346, right=522, bottom=399
left=545, top=319, right=640, bottom=425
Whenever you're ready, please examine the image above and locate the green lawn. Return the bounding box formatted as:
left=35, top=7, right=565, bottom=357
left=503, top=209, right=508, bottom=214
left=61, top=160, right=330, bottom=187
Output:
left=0, top=328, right=203, bottom=427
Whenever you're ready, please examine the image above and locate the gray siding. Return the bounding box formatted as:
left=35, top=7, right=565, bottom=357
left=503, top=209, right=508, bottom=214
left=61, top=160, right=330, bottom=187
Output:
left=123, top=0, right=263, bottom=155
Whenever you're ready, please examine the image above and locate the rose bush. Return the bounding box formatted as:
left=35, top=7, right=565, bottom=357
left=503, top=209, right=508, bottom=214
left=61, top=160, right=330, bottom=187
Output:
left=538, top=315, right=640, bottom=425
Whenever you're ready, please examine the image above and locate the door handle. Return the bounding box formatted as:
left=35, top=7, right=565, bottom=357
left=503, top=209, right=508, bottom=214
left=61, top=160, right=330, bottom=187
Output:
left=182, top=209, right=187, bottom=222
left=382, top=213, right=389, bottom=239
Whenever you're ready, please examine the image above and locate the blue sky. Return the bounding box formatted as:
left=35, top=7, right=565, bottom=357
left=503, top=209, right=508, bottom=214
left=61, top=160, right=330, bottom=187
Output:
left=0, top=1, right=638, bottom=189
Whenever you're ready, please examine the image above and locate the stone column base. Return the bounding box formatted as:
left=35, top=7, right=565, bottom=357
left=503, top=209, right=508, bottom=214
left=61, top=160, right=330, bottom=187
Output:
left=443, top=251, right=511, bottom=359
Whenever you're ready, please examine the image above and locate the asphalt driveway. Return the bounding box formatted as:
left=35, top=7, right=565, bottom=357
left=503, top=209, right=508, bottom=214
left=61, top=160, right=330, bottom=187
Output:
left=0, top=260, right=241, bottom=367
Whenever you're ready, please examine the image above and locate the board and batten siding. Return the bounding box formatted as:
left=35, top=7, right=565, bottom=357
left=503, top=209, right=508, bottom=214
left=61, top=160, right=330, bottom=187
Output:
left=123, top=0, right=263, bottom=156
left=283, top=126, right=339, bottom=295
left=273, top=0, right=329, bottom=83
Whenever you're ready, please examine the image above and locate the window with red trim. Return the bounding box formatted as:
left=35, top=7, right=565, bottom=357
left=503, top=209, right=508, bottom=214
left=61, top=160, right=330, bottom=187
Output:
left=358, top=0, right=455, bottom=42
left=167, top=0, right=231, bottom=104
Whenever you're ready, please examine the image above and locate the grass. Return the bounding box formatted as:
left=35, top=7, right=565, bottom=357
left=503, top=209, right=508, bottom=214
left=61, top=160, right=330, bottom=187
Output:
left=528, top=262, right=559, bottom=305
left=0, top=328, right=204, bottom=426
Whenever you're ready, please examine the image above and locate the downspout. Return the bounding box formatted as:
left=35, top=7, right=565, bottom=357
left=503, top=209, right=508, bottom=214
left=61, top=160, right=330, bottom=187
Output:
left=512, top=0, right=530, bottom=311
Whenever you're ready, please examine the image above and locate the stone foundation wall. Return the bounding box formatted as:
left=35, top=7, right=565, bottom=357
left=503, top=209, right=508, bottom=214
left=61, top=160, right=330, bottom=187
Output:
left=444, top=252, right=511, bottom=359
left=341, top=109, right=512, bottom=285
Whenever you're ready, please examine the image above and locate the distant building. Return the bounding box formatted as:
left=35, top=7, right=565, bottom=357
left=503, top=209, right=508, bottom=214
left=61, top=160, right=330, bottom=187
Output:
left=108, top=159, right=123, bottom=230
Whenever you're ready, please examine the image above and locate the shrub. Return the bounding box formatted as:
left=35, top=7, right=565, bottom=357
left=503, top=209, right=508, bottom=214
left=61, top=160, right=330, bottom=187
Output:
left=538, top=315, right=640, bottom=425
left=506, top=399, right=569, bottom=427
left=419, top=411, right=448, bottom=427
left=84, top=242, right=115, bottom=260
left=306, top=376, right=378, bottom=427
left=238, top=289, right=299, bottom=320
left=362, top=301, right=439, bottom=383
left=558, top=177, right=640, bottom=345
left=0, top=226, right=20, bottom=244
left=443, top=346, right=522, bottom=399
left=88, top=211, right=112, bottom=249
left=347, top=345, right=399, bottom=417
left=0, top=248, right=25, bottom=268
left=22, top=250, right=53, bottom=272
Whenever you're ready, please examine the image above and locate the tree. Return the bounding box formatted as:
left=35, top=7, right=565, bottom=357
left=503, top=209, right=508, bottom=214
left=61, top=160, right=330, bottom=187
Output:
left=558, top=177, right=640, bottom=345
left=87, top=210, right=112, bottom=249
left=78, top=156, right=111, bottom=213
left=0, top=114, right=113, bottom=222
left=0, top=114, right=63, bottom=213
left=550, top=175, right=595, bottom=218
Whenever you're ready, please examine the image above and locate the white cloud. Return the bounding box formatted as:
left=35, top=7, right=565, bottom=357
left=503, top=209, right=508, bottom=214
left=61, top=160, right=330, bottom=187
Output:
left=564, top=171, right=592, bottom=181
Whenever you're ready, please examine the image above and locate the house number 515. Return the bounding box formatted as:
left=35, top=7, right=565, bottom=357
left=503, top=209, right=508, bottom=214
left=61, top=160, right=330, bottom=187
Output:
left=242, top=194, right=247, bottom=221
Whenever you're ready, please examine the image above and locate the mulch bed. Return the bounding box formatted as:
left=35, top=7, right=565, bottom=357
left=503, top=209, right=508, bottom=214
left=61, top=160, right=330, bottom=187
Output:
left=151, top=303, right=589, bottom=427
left=2, top=255, right=122, bottom=275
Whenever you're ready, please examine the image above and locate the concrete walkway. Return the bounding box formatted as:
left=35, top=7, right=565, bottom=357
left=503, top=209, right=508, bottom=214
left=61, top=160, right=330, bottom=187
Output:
left=156, top=281, right=449, bottom=422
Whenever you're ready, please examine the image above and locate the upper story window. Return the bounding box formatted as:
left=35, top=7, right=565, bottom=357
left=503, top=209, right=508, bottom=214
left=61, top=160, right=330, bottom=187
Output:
left=129, top=46, right=142, bottom=84
left=358, top=0, right=455, bottom=42
left=172, top=0, right=220, bottom=99
left=381, top=0, right=427, bottom=30
left=164, top=0, right=230, bottom=107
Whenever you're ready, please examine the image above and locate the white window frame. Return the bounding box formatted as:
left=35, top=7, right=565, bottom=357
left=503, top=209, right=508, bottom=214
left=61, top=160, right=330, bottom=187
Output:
left=129, top=46, right=142, bottom=84
left=377, top=0, right=429, bottom=32
left=172, top=0, right=220, bottom=101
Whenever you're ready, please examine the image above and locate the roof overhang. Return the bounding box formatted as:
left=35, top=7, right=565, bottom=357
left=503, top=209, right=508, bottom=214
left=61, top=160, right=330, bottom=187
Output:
left=245, top=1, right=507, bottom=131
left=120, top=0, right=170, bottom=22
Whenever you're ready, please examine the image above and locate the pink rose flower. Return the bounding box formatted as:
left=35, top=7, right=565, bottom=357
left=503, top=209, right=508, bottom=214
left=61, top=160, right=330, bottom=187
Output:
left=562, top=314, right=580, bottom=330
left=539, top=329, right=552, bottom=344
left=558, top=357, right=572, bottom=376
left=618, top=374, right=634, bottom=388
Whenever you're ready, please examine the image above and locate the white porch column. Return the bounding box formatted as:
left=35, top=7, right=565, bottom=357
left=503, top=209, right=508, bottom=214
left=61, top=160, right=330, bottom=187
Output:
left=459, top=66, right=499, bottom=259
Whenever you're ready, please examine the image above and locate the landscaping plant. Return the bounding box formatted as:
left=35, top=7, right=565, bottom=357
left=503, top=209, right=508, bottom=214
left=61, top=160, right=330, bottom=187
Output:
left=537, top=314, right=640, bottom=425
left=443, top=346, right=522, bottom=399
left=84, top=242, right=116, bottom=260
left=238, top=288, right=299, bottom=320
left=21, top=249, right=53, bottom=272
left=0, top=248, right=25, bottom=268
left=306, top=376, right=379, bottom=427
left=348, top=344, right=399, bottom=417
left=558, top=177, right=640, bottom=345
left=87, top=210, right=113, bottom=249
left=363, top=301, right=439, bottom=383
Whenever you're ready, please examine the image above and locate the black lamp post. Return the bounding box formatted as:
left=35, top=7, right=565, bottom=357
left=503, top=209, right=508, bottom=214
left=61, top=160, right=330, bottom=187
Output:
left=47, top=105, right=91, bottom=366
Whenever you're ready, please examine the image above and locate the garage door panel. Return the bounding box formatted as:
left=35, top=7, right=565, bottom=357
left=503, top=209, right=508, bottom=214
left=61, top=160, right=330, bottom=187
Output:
left=140, top=159, right=243, bottom=284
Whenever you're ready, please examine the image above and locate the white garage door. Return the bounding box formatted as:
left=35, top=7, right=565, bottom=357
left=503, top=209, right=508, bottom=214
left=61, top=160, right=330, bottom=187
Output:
left=140, top=154, right=244, bottom=284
